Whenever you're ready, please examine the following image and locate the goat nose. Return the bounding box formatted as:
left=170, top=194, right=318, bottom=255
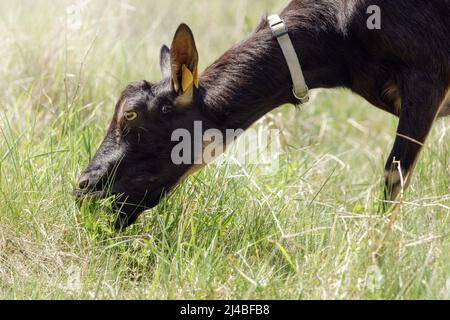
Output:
left=78, top=175, right=91, bottom=190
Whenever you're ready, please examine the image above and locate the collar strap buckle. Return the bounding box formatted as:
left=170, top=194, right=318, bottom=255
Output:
left=268, top=14, right=309, bottom=106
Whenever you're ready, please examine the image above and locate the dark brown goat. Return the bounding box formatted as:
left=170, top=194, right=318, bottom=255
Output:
left=76, top=0, right=450, bottom=228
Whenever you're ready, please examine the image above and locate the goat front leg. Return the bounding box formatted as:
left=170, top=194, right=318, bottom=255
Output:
left=383, top=71, right=449, bottom=208
left=438, top=98, right=450, bottom=118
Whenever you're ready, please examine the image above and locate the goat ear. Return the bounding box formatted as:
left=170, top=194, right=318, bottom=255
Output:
left=159, top=45, right=171, bottom=79
left=170, top=23, right=199, bottom=95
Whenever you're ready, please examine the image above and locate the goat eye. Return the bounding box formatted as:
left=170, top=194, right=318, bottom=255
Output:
left=124, top=111, right=138, bottom=121
left=162, top=105, right=172, bottom=114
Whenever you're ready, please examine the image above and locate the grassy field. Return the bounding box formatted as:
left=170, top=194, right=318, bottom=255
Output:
left=0, top=0, right=449, bottom=299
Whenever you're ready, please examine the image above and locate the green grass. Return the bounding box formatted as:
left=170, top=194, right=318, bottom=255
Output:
left=0, top=0, right=449, bottom=299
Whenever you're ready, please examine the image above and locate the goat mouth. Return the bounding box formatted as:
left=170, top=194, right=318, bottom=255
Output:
left=73, top=189, right=110, bottom=201
left=74, top=186, right=166, bottom=229
left=114, top=204, right=147, bottom=229
left=113, top=190, right=165, bottom=229
left=73, top=190, right=141, bottom=229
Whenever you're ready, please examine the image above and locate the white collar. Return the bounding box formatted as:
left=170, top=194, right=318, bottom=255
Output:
left=268, top=14, right=309, bottom=105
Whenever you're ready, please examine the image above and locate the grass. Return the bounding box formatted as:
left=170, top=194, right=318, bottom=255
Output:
left=0, top=0, right=449, bottom=299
